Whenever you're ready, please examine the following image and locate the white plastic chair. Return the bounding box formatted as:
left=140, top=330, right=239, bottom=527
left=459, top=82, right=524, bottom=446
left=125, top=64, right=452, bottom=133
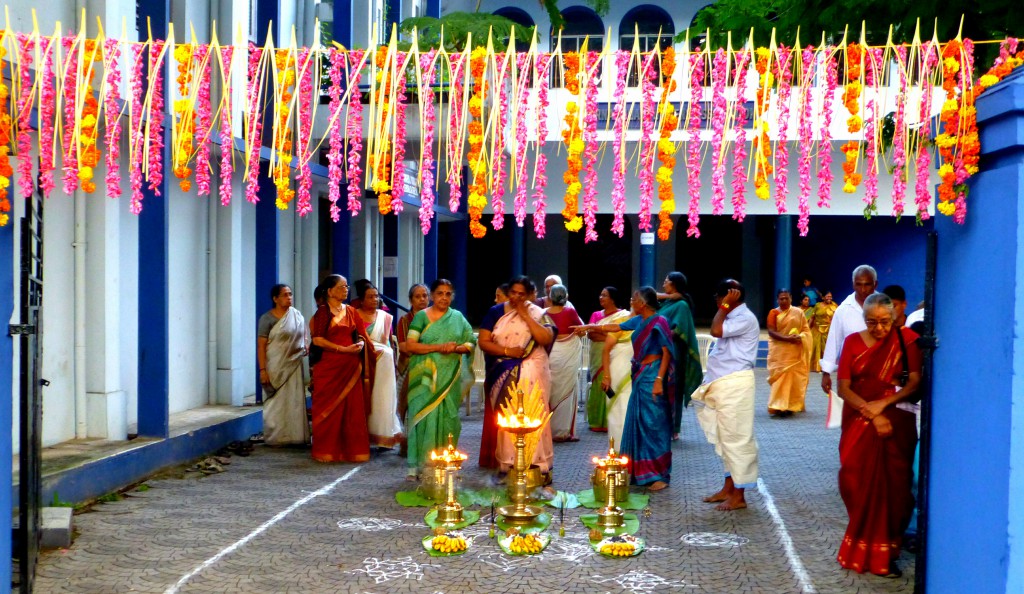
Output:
left=468, top=340, right=486, bottom=415
left=696, top=333, right=717, bottom=372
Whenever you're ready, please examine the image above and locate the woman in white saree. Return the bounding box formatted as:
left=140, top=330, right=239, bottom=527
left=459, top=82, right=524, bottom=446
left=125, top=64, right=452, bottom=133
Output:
left=355, top=280, right=402, bottom=448
left=257, top=284, right=311, bottom=446
left=601, top=317, right=635, bottom=449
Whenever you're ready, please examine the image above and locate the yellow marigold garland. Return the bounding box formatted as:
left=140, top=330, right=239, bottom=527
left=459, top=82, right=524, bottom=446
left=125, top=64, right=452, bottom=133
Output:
left=77, top=40, right=102, bottom=194
left=273, top=50, right=296, bottom=209
left=752, top=48, right=774, bottom=200
left=561, top=52, right=583, bottom=231
left=467, top=46, right=489, bottom=238
left=840, top=42, right=863, bottom=193
left=0, top=40, right=10, bottom=227
left=371, top=46, right=395, bottom=214
left=173, top=43, right=195, bottom=192
left=656, top=47, right=678, bottom=240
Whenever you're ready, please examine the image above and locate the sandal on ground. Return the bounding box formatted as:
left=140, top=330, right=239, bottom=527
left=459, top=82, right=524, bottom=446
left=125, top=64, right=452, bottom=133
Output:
left=879, top=564, right=902, bottom=579
left=249, top=433, right=265, bottom=443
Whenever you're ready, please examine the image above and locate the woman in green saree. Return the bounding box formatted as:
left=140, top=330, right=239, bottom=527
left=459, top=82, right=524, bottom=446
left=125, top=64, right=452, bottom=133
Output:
left=404, top=279, right=476, bottom=478
left=658, top=272, right=704, bottom=440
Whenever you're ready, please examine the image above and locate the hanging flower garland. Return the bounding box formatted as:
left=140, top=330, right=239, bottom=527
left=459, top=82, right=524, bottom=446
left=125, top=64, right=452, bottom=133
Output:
left=683, top=50, right=703, bottom=237
left=936, top=39, right=978, bottom=222
left=127, top=44, right=146, bottom=214
left=560, top=51, right=584, bottom=232
left=862, top=47, right=883, bottom=215
left=658, top=46, right=680, bottom=240
left=346, top=49, right=366, bottom=215
left=532, top=53, right=552, bottom=238
left=37, top=37, right=57, bottom=198
left=295, top=49, right=314, bottom=217
left=637, top=50, right=658, bottom=232
left=890, top=45, right=909, bottom=218
left=217, top=46, right=234, bottom=207
left=796, top=46, right=815, bottom=235
left=147, top=39, right=166, bottom=196
left=730, top=49, right=751, bottom=221
left=272, top=49, right=296, bottom=210
left=371, top=47, right=394, bottom=214
left=446, top=52, right=467, bottom=213
left=490, top=53, right=510, bottom=229
left=610, top=50, right=630, bottom=236
left=752, top=47, right=774, bottom=200
left=772, top=45, right=793, bottom=214
left=60, top=36, right=80, bottom=195
left=325, top=48, right=345, bottom=221
left=817, top=49, right=837, bottom=208
left=840, top=42, right=863, bottom=193
left=244, top=42, right=264, bottom=205
left=709, top=48, right=728, bottom=215
left=390, top=51, right=409, bottom=215
left=512, top=52, right=531, bottom=227
left=467, top=46, right=489, bottom=238
left=418, top=49, right=439, bottom=233
left=913, top=41, right=938, bottom=219
left=194, top=45, right=214, bottom=197
left=172, top=42, right=196, bottom=192
left=102, top=38, right=123, bottom=201
left=0, top=37, right=11, bottom=226
left=581, top=50, right=601, bottom=242
left=15, top=34, right=36, bottom=201
left=77, top=40, right=102, bottom=195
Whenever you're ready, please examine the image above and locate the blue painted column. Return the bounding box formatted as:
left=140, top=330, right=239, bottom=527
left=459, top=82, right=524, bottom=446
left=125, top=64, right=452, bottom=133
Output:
left=774, top=214, right=793, bottom=292
left=930, top=68, right=1024, bottom=593
left=0, top=184, right=14, bottom=592
left=136, top=0, right=170, bottom=438
left=383, top=213, right=399, bottom=300
left=446, top=167, right=470, bottom=311
left=385, top=0, right=402, bottom=34
left=639, top=230, right=656, bottom=288
left=511, top=225, right=525, bottom=276
left=332, top=0, right=352, bottom=278
left=424, top=214, right=438, bottom=284
left=254, top=3, right=279, bottom=403
left=426, top=0, right=441, bottom=18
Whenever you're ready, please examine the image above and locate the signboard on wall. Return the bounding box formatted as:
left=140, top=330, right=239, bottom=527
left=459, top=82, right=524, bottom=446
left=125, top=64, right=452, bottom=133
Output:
left=383, top=257, right=398, bottom=278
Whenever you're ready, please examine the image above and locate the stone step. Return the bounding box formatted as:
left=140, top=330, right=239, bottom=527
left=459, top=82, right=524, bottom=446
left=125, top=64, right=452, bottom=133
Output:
left=11, top=506, right=74, bottom=550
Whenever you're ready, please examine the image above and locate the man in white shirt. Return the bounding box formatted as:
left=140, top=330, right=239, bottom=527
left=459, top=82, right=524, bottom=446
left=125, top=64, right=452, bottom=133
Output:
left=820, top=265, right=878, bottom=395
left=691, top=279, right=760, bottom=511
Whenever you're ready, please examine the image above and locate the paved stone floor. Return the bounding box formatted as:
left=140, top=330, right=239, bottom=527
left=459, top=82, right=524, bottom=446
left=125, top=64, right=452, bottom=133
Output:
left=35, top=370, right=916, bottom=593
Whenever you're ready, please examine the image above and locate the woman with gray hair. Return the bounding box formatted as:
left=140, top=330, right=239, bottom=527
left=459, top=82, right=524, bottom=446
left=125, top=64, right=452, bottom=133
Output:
left=835, top=292, right=922, bottom=578
left=545, top=284, right=584, bottom=441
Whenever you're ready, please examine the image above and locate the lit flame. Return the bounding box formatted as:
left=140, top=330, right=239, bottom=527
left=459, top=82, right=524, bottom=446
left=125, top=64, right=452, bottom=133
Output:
left=496, top=413, right=544, bottom=429
left=593, top=455, right=629, bottom=467
left=429, top=448, right=468, bottom=463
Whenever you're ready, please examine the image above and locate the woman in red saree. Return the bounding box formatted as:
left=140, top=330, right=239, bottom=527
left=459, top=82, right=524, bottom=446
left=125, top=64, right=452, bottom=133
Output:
left=836, top=293, right=921, bottom=578
left=309, top=275, right=375, bottom=463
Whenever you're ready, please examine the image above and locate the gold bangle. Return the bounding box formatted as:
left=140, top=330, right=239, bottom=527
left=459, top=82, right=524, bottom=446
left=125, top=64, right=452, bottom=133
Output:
left=503, top=347, right=508, bottom=356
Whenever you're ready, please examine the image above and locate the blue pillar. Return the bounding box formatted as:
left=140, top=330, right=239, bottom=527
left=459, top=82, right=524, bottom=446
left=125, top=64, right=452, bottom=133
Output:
left=383, top=212, right=399, bottom=301
left=333, top=0, right=353, bottom=46
left=424, top=214, right=438, bottom=284
left=426, top=0, right=441, bottom=18
left=332, top=5, right=352, bottom=279
left=0, top=186, right=14, bottom=592
left=639, top=230, right=656, bottom=288
left=774, top=214, right=793, bottom=292
left=136, top=0, right=170, bottom=438
left=385, top=0, right=402, bottom=34
left=511, top=225, right=525, bottom=276
left=929, top=68, right=1024, bottom=594
left=446, top=167, right=470, bottom=311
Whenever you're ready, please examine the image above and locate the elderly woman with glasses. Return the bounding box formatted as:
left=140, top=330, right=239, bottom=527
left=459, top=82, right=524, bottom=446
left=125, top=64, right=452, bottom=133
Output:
left=836, top=293, right=922, bottom=578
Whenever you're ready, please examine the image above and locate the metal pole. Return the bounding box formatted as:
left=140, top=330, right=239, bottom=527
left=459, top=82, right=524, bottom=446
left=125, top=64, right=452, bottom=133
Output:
left=914, top=230, right=938, bottom=593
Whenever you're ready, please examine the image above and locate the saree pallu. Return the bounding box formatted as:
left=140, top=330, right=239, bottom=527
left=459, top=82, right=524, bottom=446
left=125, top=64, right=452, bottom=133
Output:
left=618, top=315, right=675, bottom=486
left=396, top=311, right=416, bottom=436
left=406, top=308, right=475, bottom=470
left=767, top=307, right=813, bottom=414
left=605, top=339, right=634, bottom=451
left=837, top=328, right=919, bottom=576
left=364, top=310, right=402, bottom=447
left=311, top=306, right=372, bottom=463
left=479, top=306, right=555, bottom=473
left=809, top=302, right=837, bottom=372
left=659, top=299, right=703, bottom=432
left=263, top=307, right=310, bottom=446
left=586, top=310, right=630, bottom=432
left=548, top=335, right=582, bottom=440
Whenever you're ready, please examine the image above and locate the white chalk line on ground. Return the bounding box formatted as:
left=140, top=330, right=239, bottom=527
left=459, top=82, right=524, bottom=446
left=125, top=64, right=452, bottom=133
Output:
left=164, top=466, right=361, bottom=594
left=758, top=477, right=817, bottom=593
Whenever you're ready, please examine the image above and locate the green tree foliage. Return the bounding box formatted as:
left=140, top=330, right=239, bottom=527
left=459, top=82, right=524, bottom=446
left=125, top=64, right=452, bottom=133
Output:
left=399, top=12, right=535, bottom=52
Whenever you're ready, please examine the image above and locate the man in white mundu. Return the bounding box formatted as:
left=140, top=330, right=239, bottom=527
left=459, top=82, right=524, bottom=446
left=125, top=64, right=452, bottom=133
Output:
left=819, top=265, right=878, bottom=396
left=691, top=280, right=760, bottom=511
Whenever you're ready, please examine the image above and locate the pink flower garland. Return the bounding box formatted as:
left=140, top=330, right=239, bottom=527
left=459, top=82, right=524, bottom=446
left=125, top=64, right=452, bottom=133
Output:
left=610, top=51, right=630, bottom=236
left=446, top=53, right=466, bottom=213
left=890, top=45, right=908, bottom=218
left=147, top=39, right=166, bottom=195
left=531, top=53, right=552, bottom=238
left=61, top=36, right=80, bottom=195
left=295, top=49, right=314, bottom=217
left=817, top=50, right=837, bottom=208
left=194, top=44, right=213, bottom=197
left=512, top=52, right=531, bottom=227
left=346, top=49, right=365, bottom=215
left=491, top=55, right=509, bottom=230
left=730, top=49, right=750, bottom=221
left=772, top=46, right=793, bottom=214
left=954, top=40, right=975, bottom=224
left=709, top=48, right=728, bottom=215
left=245, top=43, right=264, bottom=204
left=38, top=39, right=57, bottom=197
left=637, top=51, right=658, bottom=233
left=418, top=50, right=439, bottom=233
left=796, top=46, right=815, bottom=236
left=685, top=52, right=705, bottom=237
left=324, top=49, right=345, bottom=220
left=389, top=52, right=408, bottom=214
left=218, top=46, right=234, bottom=207
left=582, top=51, right=601, bottom=242
left=15, top=34, right=34, bottom=198
left=913, top=41, right=937, bottom=220
left=102, top=38, right=123, bottom=201
left=128, top=44, right=146, bottom=214
left=862, top=47, right=883, bottom=214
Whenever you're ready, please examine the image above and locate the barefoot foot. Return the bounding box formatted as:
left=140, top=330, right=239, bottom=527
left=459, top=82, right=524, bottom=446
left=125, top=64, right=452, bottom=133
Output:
left=702, top=490, right=730, bottom=503
left=715, top=493, right=747, bottom=511
left=648, top=481, right=669, bottom=492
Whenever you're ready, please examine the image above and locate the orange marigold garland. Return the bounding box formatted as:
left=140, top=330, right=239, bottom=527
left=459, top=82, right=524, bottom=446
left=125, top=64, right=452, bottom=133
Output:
left=172, top=43, right=196, bottom=192
left=372, top=46, right=394, bottom=215
left=76, top=40, right=103, bottom=194
left=560, top=51, right=583, bottom=232
left=840, top=42, right=863, bottom=193
left=273, top=49, right=297, bottom=209
left=935, top=39, right=977, bottom=221
left=656, top=46, right=678, bottom=241
left=752, top=48, right=774, bottom=200
left=467, top=46, right=489, bottom=238
left=0, top=37, right=11, bottom=227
